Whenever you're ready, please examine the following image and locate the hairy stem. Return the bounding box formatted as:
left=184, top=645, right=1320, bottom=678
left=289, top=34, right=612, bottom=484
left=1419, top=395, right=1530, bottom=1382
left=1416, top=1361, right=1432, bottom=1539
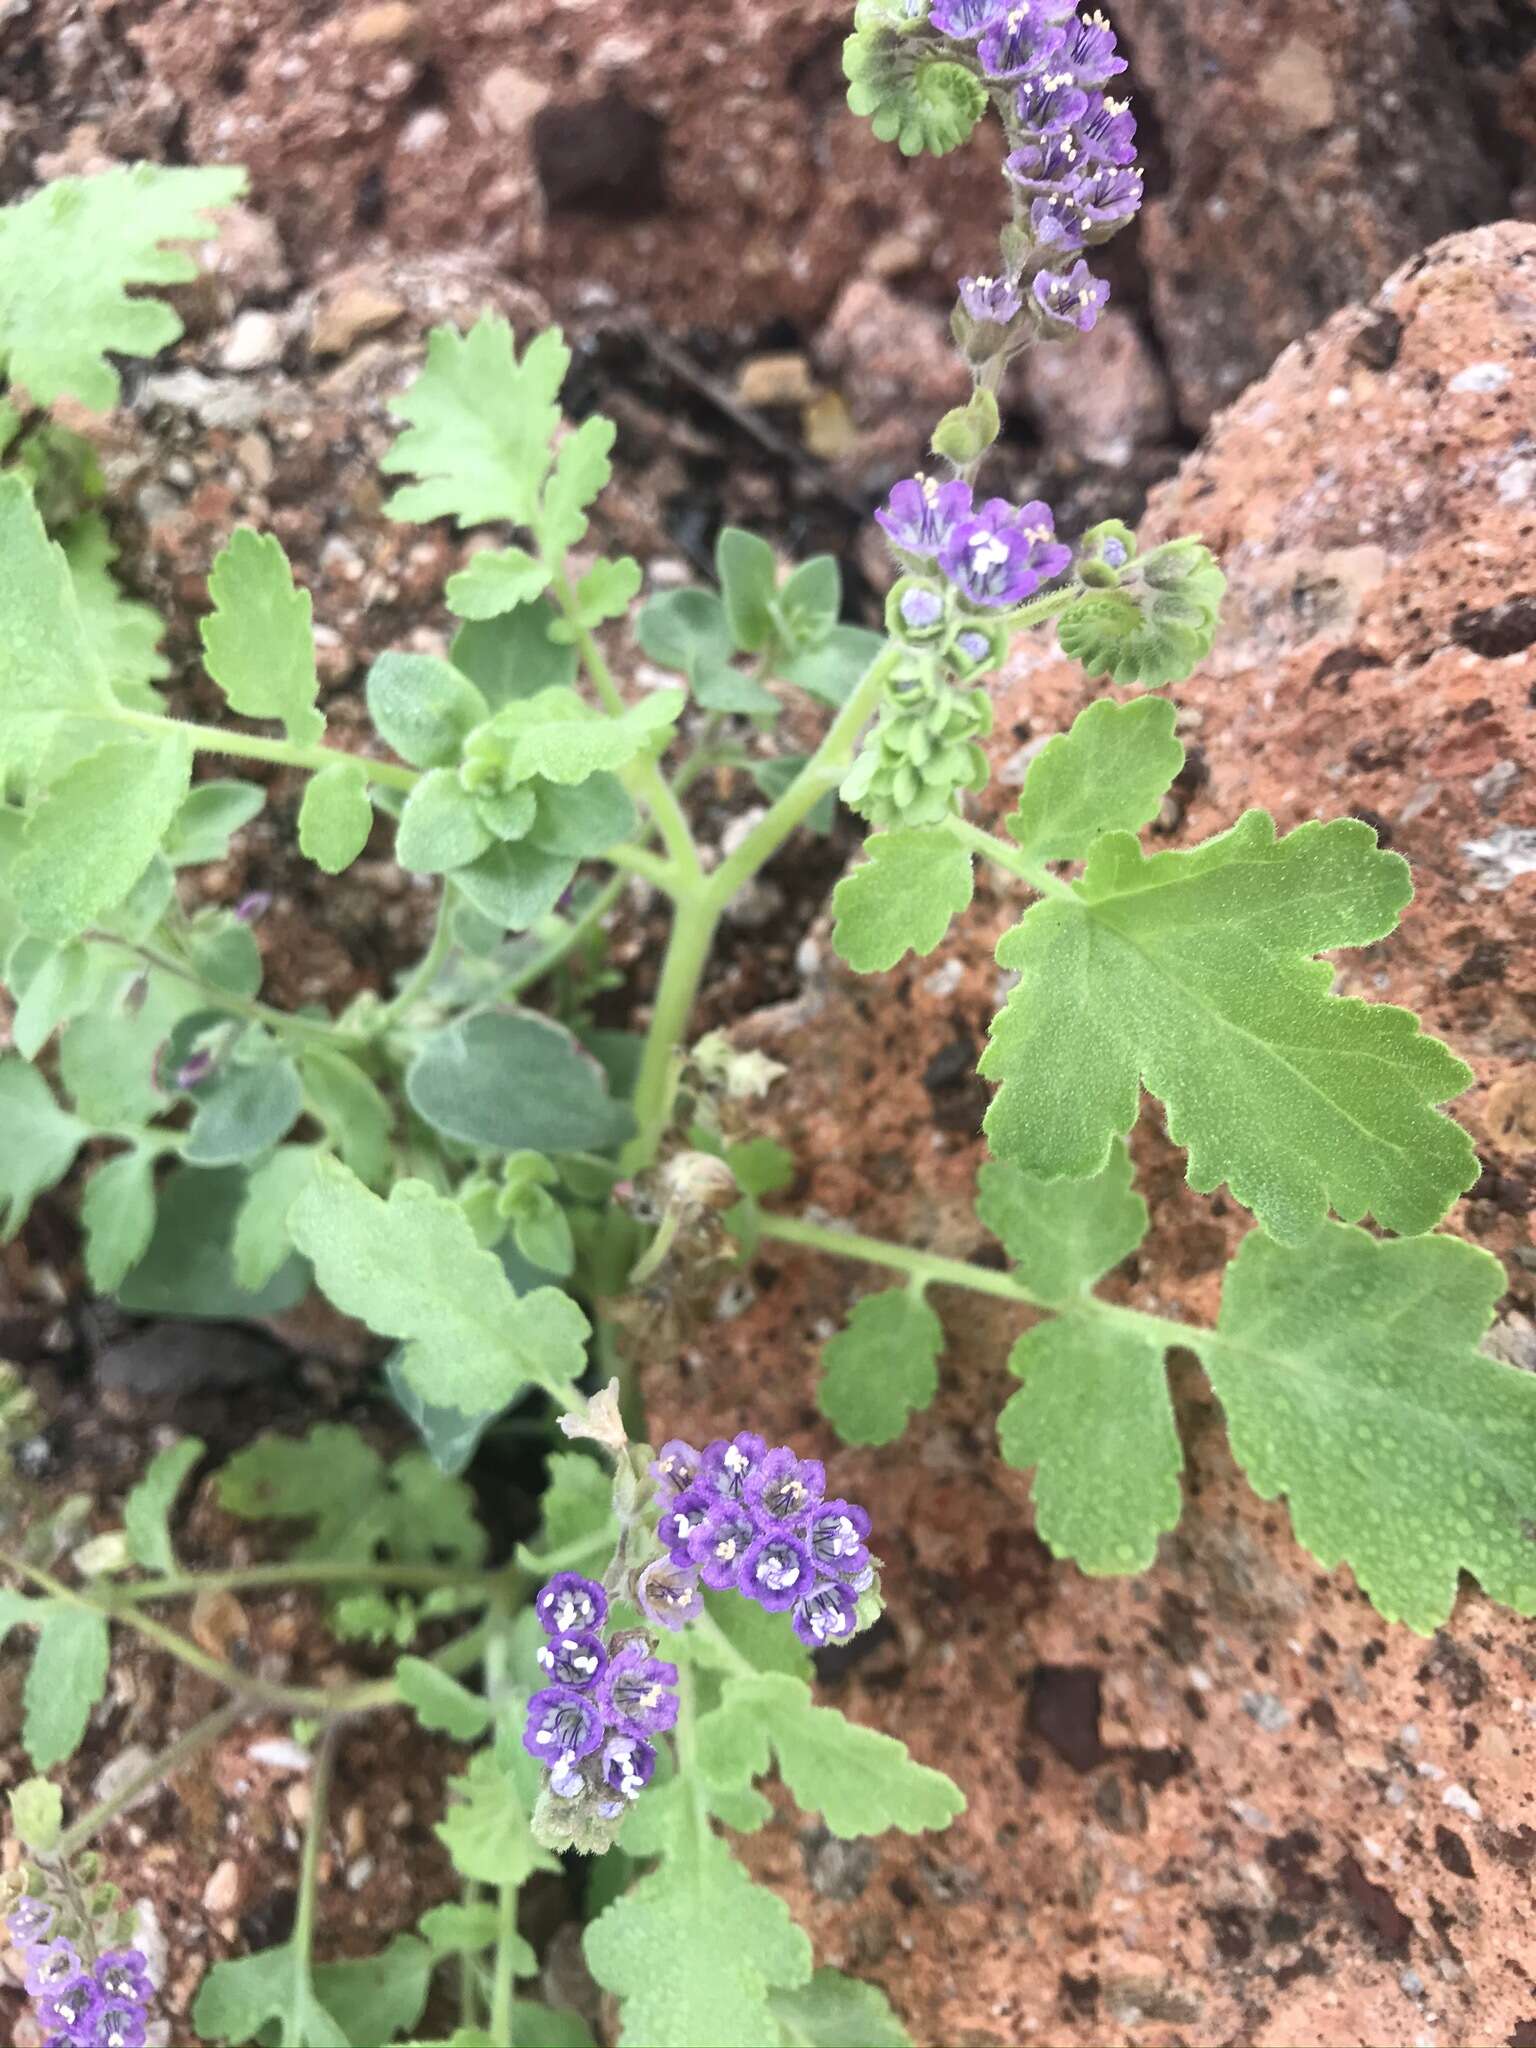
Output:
left=944, top=815, right=1077, bottom=901
left=115, top=707, right=420, bottom=793
left=375, top=884, right=458, bottom=1026
left=94, top=934, right=357, bottom=1049
left=292, top=1721, right=340, bottom=2018
left=490, top=1881, right=519, bottom=2045
left=111, top=1559, right=509, bottom=1605
left=56, top=1700, right=246, bottom=1857
left=496, top=873, right=628, bottom=1003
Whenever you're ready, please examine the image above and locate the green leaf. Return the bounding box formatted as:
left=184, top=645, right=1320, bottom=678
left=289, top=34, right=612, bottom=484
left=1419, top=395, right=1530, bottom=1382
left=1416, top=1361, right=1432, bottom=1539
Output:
left=569, top=555, right=642, bottom=629
left=695, top=1591, right=812, bottom=1685
left=700, top=1673, right=963, bottom=1839
left=716, top=527, right=779, bottom=654
left=509, top=1187, right=575, bottom=1277
left=59, top=511, right=168, bottom=705
left=117, top=1163, right=310, bottom=1319
left=80, top=1146, right=158, bottom=1292
left=1005, top=695, right=1184, bottom=865
left=0, top=473, right=114, bottom=742
left=0, top=1059, right=87, bottom=1237
left=298, top=759, right=373, bottom=874
left=183, top=910, right=262, bottom=998
left=233, top=1144, right=321, bottom=1290
left=493, top=686, right=684, bottom=787
left=0, top=1599, right=110, bottom=1770
left=124, top=1436, right=206, bottom=1573
left=819, top=1289, right=942, bottom=1447
left=453, top=839, right=577, bottom=933
left=585, top=1788, right=811, bottom=2048
left=1195, top=1224, right=1536, bottom=1631
left=446, top=546, right=550, bottom=621
left=11, top=736, right=191, bottom=941
left=724, top=1137, right=795, bottom=1198
left=164, top=779, right=266, bottom=866
left=366, top=651, right=490, bottom=769
left=191, top=1941, right=347, bottom=2048
left=217, top=1422, right=484, bottom=1572
left=0, top=163, right=245, bottom=407
left=505, top=2006, right=594, bottom=2048
left=9, top=1777, right=64, bottom=1855
left=831, top=828, right=973, bottom=973
left=636, top=588, right=734, bottom=675
left=407, top=1011, right=634, bottom=1156
left=312, top=1938, right=433, bottom=2048
left=396, top=1655, right=492, bottom=1740
left=777, top=556, right=841, bottom=654
left=383, top=317, right=569, bottom=529
left=385, top=1352, right=498, bottom=1480
left=693, top=661, right=779, bottom=717
left=515, top=1451, right=615, bottom=1575
left=298, top=1047, right=393, bottom=1185
left=437, top=1752, right=557, bottom=1887
left=184, top=1054, right=305, bottom=1167
left=975, top=1140, right=1146, bottom=1307
left=395, top=769, right=492, bottom=873
left=980, top=812, right=1479, bottom=1245
left=537, top=413, right=617, bottom=556
left=775, top=624, right=885, bottom=709
left=526, top=773, right=637, bottom=859
left=417, top=1901, right=506, bottom=1959
left=289, top=1160, right=590, bottom=1413
left=999, top=1315, right=1182, bottom=1574
left=7, top=937, right=102, bottom=1059
left=450, top=599, right=579, bottom=707
left=201, top=529, right=324, bottom=746
left=770, top=1970, right=911, bottom=2048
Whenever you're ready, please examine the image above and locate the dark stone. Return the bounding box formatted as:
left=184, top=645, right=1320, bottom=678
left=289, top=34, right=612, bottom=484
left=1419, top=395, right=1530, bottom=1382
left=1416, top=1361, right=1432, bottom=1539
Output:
left=1337, top=1853, right=1414, bottom=1954
left=1434, top=1826, right=1475, bottom=1879
left=1348, top=309, right=1404, bottom=370
left=533, top=94, right=667, bottom=220
left=1027, top=1665, right=1110, bottom=1773
left=1450, top=595, right=1536, bottom=658
left=93, top=1322, right=288, bottom=1399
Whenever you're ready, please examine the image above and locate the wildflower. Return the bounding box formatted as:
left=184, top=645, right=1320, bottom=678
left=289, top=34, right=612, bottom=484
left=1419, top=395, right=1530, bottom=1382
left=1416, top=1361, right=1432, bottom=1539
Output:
left=976, top=7, right=1065, bottom=81
left=600, top=1733, right=657, bottom=1805
left=1033, top=260, right=1111, bottom=332
left=534, top=1629, right=607, bottom=1690
left=792, top=1579, right=861, bottom=1649
left=957, top=273, right=1024, bottom=326
left=26, top=1939, right=83, bottom=1997
left=741, top=1530, right=815, bottom=1612
left=899, top=585, right=946, bottom=633
left=806, top=1499, right=873, bottom=1580
left=635, top=1556, right=704, bottom=1632
left=37, top=1971, right=101, bottom=2042
left=875, top=476, right=974, bottom=560
left=697, top=1430, right=769, bottom=1504
left=597, top=1645, right=680, bottom=1741
left=533, top=1571, right=607, bottom=1637
left=649, top=1438, right=702, bottom=1501
left=657, top=1487, right=712, bottom=1564
left=927, top=0, right=1007, bottom=40
left=678, top=1500, right=749, bottom=1592
left=1014, top=71, right=1089, bottom=137
left=747, top=1447, right=826, bottom=1526
left=94, top=1952, right=153, bottom=2008
left=1061, top=9, right=1126, bottom=85
left=5, top=1897, right=56, bottom=1944
left=1075, top=90, right=1137, bottom=164
left=522, top=1685, right=605, bottom=1765
left=939, top=499, right=1071, bottom=608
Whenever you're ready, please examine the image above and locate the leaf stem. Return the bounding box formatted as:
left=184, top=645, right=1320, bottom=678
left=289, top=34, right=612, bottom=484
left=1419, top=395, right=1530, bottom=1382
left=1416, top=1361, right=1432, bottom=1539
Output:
left=944, top=816, right=1076, bottom=901
left=55, top=1700, right=246, bottom=1858
left=92, top=933, right=356, bottom=1049
left=490, top=1883, right=519, bottom=2045
left=495, top=873, right=628, bottom=1003
left=110, top=1559, right=506, bottom=1605
left=375, top=884, right=459, bottom=1026
left=114, top=707, right=420, bottom=793
left=291, top=1720, right=340, bottom=2023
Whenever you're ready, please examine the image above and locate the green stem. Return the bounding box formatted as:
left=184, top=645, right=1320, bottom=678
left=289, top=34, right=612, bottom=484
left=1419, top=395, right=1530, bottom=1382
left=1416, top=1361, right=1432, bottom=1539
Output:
left=550, top=571, right=703, bottom=884
left=495, top=873, right=628, bottom=1003
left=490, top=1882, right=519, bottom=2046
left=95, top=934, right=356, bottom=1049
left=688, top=1606, right=756, bottom=1680
left=376, top=885, right=458, bottom=1026
left=943, top=816, right=1077, bottom=901
left=112, top=1560, right=506, bottom=1605
left=56, top=1701, right=246, bottom=1858
left=604, top=840, right=678, bottom=891
left=116, top=707, right=420, bottom=794
left=292, top=1720, right=339, bottom=2020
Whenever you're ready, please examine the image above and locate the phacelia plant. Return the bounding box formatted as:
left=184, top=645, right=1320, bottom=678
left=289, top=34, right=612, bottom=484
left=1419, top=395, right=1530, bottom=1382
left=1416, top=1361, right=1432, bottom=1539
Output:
left=0, top=2, right=1531, bottom=2044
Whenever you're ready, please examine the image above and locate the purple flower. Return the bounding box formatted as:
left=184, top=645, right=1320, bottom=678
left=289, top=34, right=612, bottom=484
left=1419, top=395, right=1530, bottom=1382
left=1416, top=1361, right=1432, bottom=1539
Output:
left=747, top=1447, right=826, bottom=1526
left=657, top=1488, right=712, bottom=1565
left=26, top=1940, right=82, bottom=1997
left=523, top=1684, right=604, bottom=1766
left=955, top=629, right=995, bottom=665
left=1076, top=91, right=1137, bottom=164
left=598, top=1644, right=679, bottom=1740
left=806, top=1499, right=872, bottom=1580
left=1072, top=163, right=1144, bottom=230
left=548, top=1758, right=586, bottom=1799
left=940, top=499, right=1071, bottom=608
left=792, top=1579, right=860, bottom=1648
left=875, top=477, right=974, bottom=562
left=958, top=273, right=1024, bottom=325
left=1033, top=260, right=1111, bottom=332
left=741, top=1531, right=814, bottom=1612
left=977, top=7, right=1065, bottom=81
left=698, top=1431, right=769, bottom=1504
left=37, top=1974, right=101, bottom=2042
left=1003, top=133, right=1081, bottom=190
left=1062, top=8, right=1126, bottom=85
left=6, top=1898, right=57, bottom=1944
left=535, top=1628, right=607, bottom=1690
left=94, top=1951, right=153, bottom=2007
left=534, top=1573, right=607, bottom=1637
left=96, top=2006, right=149, bottom=2048
left=172, top=1047, right=217, bottom=1092
left=650, top=1438, right=701, bottom=1501
left=928, top=0, right=1006, bottom=39
left=1015, top=72, right=1089, bottom=137
left=899, top=586, right=945, bottom=632
left=634, top=1556, right=703, bottom=1632
left=233, top=891, right=272, bottom=924
left=600, top=1733, right=657, bottom=1804
left=687, top=1497, right=759, bottom=1591
left=1028, top=189, right=1090, bottom=252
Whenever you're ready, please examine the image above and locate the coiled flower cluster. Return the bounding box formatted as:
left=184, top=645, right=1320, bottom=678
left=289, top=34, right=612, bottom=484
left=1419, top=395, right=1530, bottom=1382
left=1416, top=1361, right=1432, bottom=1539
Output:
left=651, top=1432, right=875, bottom=1650
left=4, top=1899, right=154, bottom=2048
left=523, top=1572, right=676, bottom=1824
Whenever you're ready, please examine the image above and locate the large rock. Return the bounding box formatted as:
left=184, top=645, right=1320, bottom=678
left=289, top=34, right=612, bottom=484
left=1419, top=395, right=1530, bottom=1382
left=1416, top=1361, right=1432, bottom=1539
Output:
left=645, top=224, right=1536, bottom=2045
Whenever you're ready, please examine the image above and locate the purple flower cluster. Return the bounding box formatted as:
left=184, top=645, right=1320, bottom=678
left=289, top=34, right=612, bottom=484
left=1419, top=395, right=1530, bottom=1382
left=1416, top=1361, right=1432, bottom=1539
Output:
left=877, top=478, right=1071, bottom=611
left=651, top=1433, right=873, bottom=1649
left=940, top=1, right=1142, bottom=335
left=4, top=1904, right=154, bottom=2048
left=524, top=1573, right=674, bottom=1820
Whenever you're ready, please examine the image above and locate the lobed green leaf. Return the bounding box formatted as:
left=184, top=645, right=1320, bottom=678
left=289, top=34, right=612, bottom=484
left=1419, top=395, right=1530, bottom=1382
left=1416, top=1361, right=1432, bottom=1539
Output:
left=831, top=828, right=973, bottom=973
left=200, top=528, right=325, bottom=746
left=819, top=1289, right=942, bottom=1446
left=976, top=1139, right=1146, bottom=1307
left=1005, top=695, right=1184, bottom=864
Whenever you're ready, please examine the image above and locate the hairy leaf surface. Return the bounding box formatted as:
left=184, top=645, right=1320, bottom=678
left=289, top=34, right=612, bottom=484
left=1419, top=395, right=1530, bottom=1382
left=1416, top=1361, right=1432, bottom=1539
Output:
left=831, top=829, right=973, bottom=972
left=819, top=1289, right=942, bottom=1446
left=201, top=529, right=324, bottom=745
left=976, top=1140, right=1146, bottom=1306
left=1005, top=695, right=1183, bottom=864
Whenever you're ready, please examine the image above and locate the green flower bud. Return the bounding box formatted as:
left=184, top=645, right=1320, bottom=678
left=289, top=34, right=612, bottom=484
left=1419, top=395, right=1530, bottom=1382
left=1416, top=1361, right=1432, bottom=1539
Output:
left=930, top=385, right=1001, bottom=466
